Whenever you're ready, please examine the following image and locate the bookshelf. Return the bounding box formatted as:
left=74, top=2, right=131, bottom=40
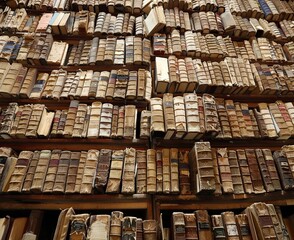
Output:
left=1, top=0, right=294, bottom=238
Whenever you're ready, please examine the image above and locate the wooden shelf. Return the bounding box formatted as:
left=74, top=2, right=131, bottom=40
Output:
left=0, top=194, right=153, bottom=218
left=153, top=191, right=294, bottom=219
left=0, top=138, right=149, bottom=150
left=22, top=63, right=150, bottom=72
left=153, top=138, right=294, bottom=150
left=0, top=98, right=149, bottom=111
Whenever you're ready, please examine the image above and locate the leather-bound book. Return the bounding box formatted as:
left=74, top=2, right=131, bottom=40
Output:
left=116, top=106, right=125, bottom=139
left=172, top=212, right=185, bottom=240
left=261, top=149, right=281, bottom=191
left=56, top=110, right=68, bottom=136
left=245, top=149, right=266, bottom=194
left=239, top=103, right=255, bottom=138
left=203, top=94, right=220, bottom=137
left=142, top=38, right=151, bottom=66
left=80, top=149, right=99, bottom=194
left=0, top=63, right=22, bottom=97
left=275, top=206, right=290, bottom=240
left=249, top=110, right=261, bottom=138
left=110, top=211, right=123, bottom=240
left=104, top=36, right=116, bottom=64
left=22, top=150, right=41, bottom=193
left=110, top=106, right=119, bottom=139
left=99, top=103, right=113, bottom=138
left=80, top=70, right=93, bottom=98
left=227, top=150, right=244, bottom=194
left=189, top=142, right=215, bottom=194
left=236, top=149, right=253, bottom=194
left=30, top=150, right=51, bottom=193
left=87, top=215, right=110, bottom=240
left=0, top=103, right=18, bottom=139
left=87, top=102, right=102, bottom=138
left=137, top=69, right=146, bottom=100
left=195, top=210, right=212, bottom=240
left=234, top=102, right=250, bottom=138
left=122, top=217, right=137, bottom=240
left=0, top=147, right=13, bottom=183
left=258, top=103, right=278, bottom=138
left=184, top=93, right=201, bottom=140
left=144, top=6, right=166, bottom=37
left=168, top=55, right=179, bottom=93
left=124, top=105, right=136, bottom=139
left=136, top=150, right=147, bottom=194
left=114, top=69, right=128, bottom=100
left=121, top=148, right=136, bottom=194
left=114, top=39, right=125, bottom=65
left=63, top=100, right=79, bottom=137
left=219, top=213, right=240, bottom=240
left=215, top=98, right=232, bottom=139
left=136, top=218, right=143, bottom=240
left=184, top=213, right=198, bottom=240
left=125, top=36, right=134, bottom=65
left=126, top=70, right=137, bottom=100
left=267, top=204, right=283, bottom=239
left=282, top=145, right=294, bottom=179
left=74, top=151, right=87, bottom=193
left=9, top=105, right=23, bottom=138
left=79, top=40, right=92, bottom=66
left=173, top=96, right=187, bottom=139
left=69, top=214, right=89, bottom=240
left=26, top=104, right=46, bottom=138
left=140, top=110, right=151, bottom=139
left=154, top=150, right=163, bottom=193
left=29, top=73, right=49, bottom=99
left=43, top=150, right=61, bottom=193
left=276, top=101, right=294, bottom=137
left=216, top=148, right=234, bottom=194
left=39, top=34, right=53, bottom=65
left=96, top=39, right=106, bottom=63
left=106, top=150, right=124, bottom=193
left=47, top=41, right=68, bottom=65
left=162, top=93, right=175, bottom=139
left=147, top=149, right=157, bottom=193
left=94, top=149, right=111, bottom=193
left=65, top=151, right=80, bottom=194
left=170, top=148, right=179, bottom=193
left=155, top=57, right=169, bottom=93
left=162, top=148, right=171, bottom=194
left=52, top=150, right=71, bottom=193
left=254, top=149, right=275, bottom=192
left=246, top=202, right=276, bottom=240
left=42, top=70, right=59, bottom=99
left=235, top=214, right=252, bottom=240
left=212, top=148, right=223, bottom=196
left=143, top=220, right=157, bottom=240
left=10, top=66, right=28, bottom=97
left=53, top=209, right=75, bottom=240
left=153, top=33, right=166, bottom=55
left=211, top=215, right=226, bottom=240
left=7, top=151, right=33, bottom=192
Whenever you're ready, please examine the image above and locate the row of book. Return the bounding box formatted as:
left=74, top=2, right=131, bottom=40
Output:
left=145, top=4, right=294, bottom=37
left=0, top=209, right=157, bottom=240
left=155, top=56, right=294, bottom=94
left=0, top=101, right=147, bottom=139
left=0, top=35, right=151, bottom=66
left=154, top=33, right=294, bottom=63
left=1, top=142, right=294, bottom=195
left=151, top=94, right=294, bottom=140
left=168, top=203, right=290, bottom=240
left=0, top=64, right=152, bottom=101
left=54, top=209, right=157, bottom=240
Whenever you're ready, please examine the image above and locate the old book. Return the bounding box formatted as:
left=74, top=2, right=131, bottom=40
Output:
left=110, top=211, right=123, bottom=240
left=7, top=151, right=33, bottom=192
left=0, top=103, right=18, bottom=139
left=147, top=149, right=156, bottom=193
left=245, top=149, right=266, bottom=194
left=74, top=151, right=87, bottom=193
left=69, top=214, right=89, bottom=240
left=184, top=213, right=198, bottom=240
left=29, top=73, right=49, bottom=99
left=116, top=106, right=125, bottom=138
left=211, top=215, right=226, bottom=240
left=215, top=98, right=232, bottom=139
left=140, top=110, right=151, bottom=139
left=80, top=150, right=99, bottom=194
left=47, top=41, right=68, bottom=65
left=281, top=145, right=294, bottom=180
left=42, top=150, right=61, bottom=193
left=228, top=150, right=244, bottom=194
left=235, top=214, right=252, bottom=240
left=162, top=93, right=175, bottom=139
left=26, top=104, right=45, bottom=138
left=203, top=94, right=220, bottom=137
left=179, top=151, right=191, bottom=195
left=137, top=218, right=143, bottom=240
left=65, top=151, right=80, bottom=194
left=53, top=208, right=75, bottom=240
left=99, top=103, right=113, bottom=138
left=136, top=150, right=147, bottom=194
left=170, top=148, right=179, bottom=193
left=124, top=105, right=136, bottom=139
left=22, top=150, right=41, bottom=193
left=143, top=220, right=157, bottom=240
left=122, top=217, right=137, bottom=240
left=155, top=150, right=163, bottom=193
left=63, top=100, right=79, bottom=137
left=7, top=217, right=28, bottom=240
left=144, top=6, right=166, bottom=36
left=87, top=102, right=102, bottom=138
left=267, top=204, right=283, bottom=239
left=173, top=96, right=187, bottom=139
left=94, top=149, right=111, bottom=193
left=121, top=148, right=136, bottom=194
left=155, top=57, right=169, bottom=93
left=106, top=150, right=124, bottom=193
left=114, top=39, right=125, bottom=65
left=216, top=148, right=234, bottom=194
left=114, top=69, right=128, bottom=100
left=189, top=142, right=215, bottom=194
left=52, top=151, right=71, bottom=193
left=162, top=148, right=171, bottom=194
left=255, top=149, right=275, bottom=192
left=195, top=210, right=213, bottom=240
left=172, top=212, right=185, bottom=240
left=0, top=147, right=13, bottom=184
